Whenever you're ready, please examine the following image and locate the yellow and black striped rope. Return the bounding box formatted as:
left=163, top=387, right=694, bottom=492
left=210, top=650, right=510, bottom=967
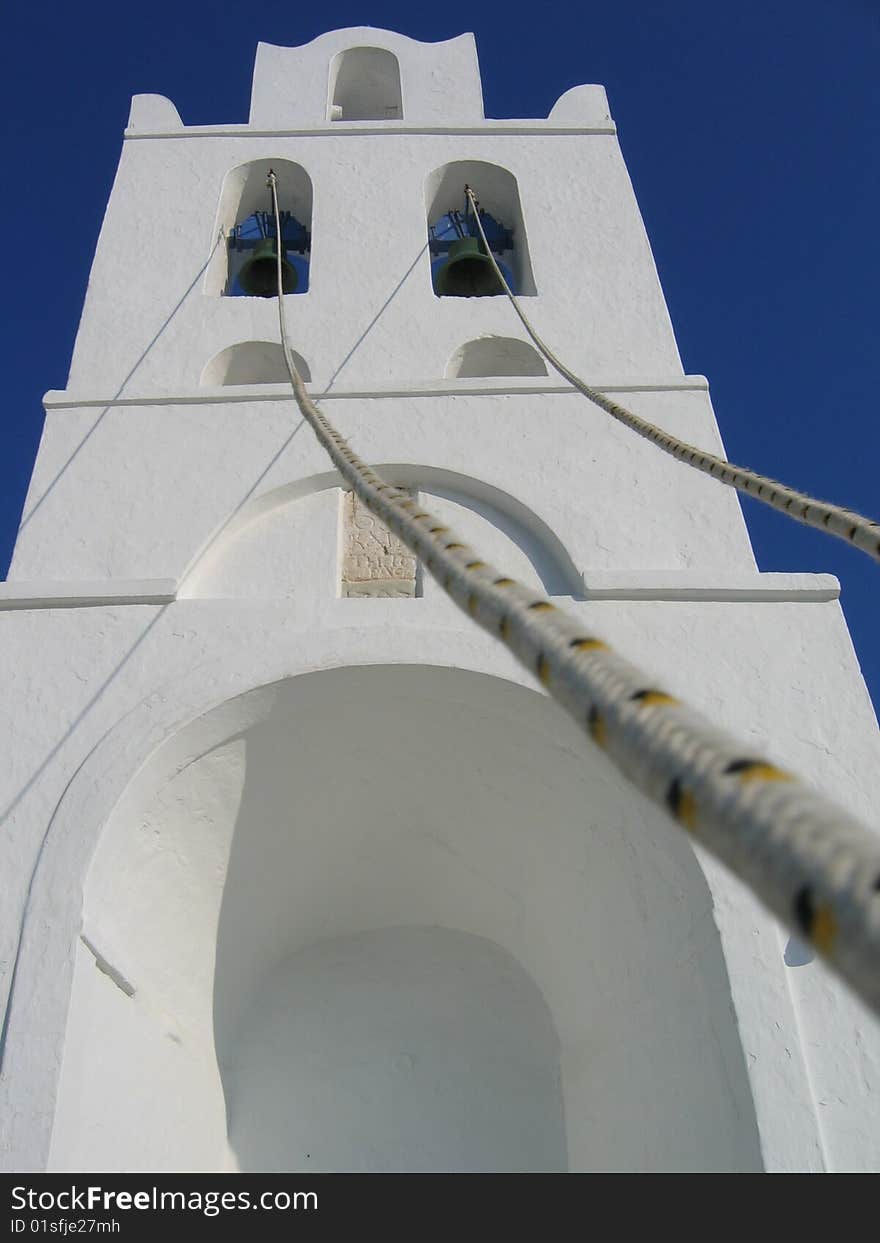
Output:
left=465, top=187, right=880, bottom=566
left=268, top=173, right=880, bottom=1017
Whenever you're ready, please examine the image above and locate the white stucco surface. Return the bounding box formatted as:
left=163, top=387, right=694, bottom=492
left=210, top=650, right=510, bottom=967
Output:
left=2, top=26, right=879, bottom=1174
left=10, top=386, right=756, bottom=585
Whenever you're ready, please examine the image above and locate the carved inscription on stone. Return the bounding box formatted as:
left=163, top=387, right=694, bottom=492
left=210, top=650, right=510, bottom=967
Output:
left=341, top=489, right=418, bottom=598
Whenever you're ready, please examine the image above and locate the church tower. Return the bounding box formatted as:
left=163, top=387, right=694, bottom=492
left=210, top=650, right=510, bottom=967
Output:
left=2, top=29, right=878, bottom=1173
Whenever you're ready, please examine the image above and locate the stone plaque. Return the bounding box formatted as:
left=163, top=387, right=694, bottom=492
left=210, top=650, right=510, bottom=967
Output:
left=341, top=489, right=418, bottom=598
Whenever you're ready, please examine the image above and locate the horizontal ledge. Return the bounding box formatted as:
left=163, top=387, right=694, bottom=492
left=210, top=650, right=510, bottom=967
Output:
left=580, top=572, right=840, bottom=603
left=0, top=580, right=177, bottom=611
left=124, top=124, right=617, bottom=140
left=322, top=576, right=841, bottom=604
left=43, top=376, right=709, bottom=410
left=0, top=573, right=839, bottom=612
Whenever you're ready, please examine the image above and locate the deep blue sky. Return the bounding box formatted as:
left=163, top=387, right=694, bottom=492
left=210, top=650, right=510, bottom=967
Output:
left=1, top=1, right=877, bottom=710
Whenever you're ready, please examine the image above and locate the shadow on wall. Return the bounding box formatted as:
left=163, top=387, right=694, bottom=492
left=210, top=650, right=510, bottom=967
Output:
left=50, top=665, right=764, bottom=1172
left=17, top=235, right=227, bottom=542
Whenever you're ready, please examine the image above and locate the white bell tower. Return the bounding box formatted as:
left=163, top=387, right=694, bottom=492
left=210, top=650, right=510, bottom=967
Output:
left=2, top=28, right=879, bottom=1173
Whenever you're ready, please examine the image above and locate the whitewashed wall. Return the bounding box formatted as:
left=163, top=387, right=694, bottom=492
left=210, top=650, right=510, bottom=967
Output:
left=2, top=27, right=879, bottom=1174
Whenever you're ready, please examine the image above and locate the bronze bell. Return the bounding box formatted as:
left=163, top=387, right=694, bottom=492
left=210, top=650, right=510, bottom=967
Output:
left=435, top=236, right=504, bottom=297
left=238, top=238, right=298, bottom=297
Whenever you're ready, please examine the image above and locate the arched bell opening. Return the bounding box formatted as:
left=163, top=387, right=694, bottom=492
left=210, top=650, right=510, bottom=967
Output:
left=200, top=342, right=311, bottom=387
left=206, top=159, right=313, bottom=298
left=47, top=665, right=763, bottom=1173
left=328, top=47, right=403, bottom=121
left=425, top=161, right=536, bottom=297
left=445, top=336, right=548, bottom=379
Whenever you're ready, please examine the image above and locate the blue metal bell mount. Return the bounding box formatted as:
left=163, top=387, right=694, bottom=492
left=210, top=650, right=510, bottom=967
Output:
left=428, top=208, right=513, bottom=256
left=229, top=210, right=310, bottom=254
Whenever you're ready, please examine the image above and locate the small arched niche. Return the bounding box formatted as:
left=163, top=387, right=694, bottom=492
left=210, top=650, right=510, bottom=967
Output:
left=206, top=159, right=313, bottom=298
left=426, top=160, right=536, bottom=297
left=446, top=337, right=548, bottom=379
left=200, top=342, right=311, bottom=387
left=328, top=47, right=403, bottom=121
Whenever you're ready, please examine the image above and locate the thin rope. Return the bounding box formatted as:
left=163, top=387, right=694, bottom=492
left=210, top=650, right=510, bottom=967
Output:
left=463, top=187, right=880, bottom=566
left=267, top=171, right=880, bottom=1016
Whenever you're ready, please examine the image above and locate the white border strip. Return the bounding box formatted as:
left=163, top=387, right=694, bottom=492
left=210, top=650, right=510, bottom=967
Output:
left=582, top=572, right=840, bottom=603
left=43, top=376, right=711, bottom=411
left=0, top=581, right=177, bottom=611
left=124, top=123, right=618, bottom=140
left=0, top=574, right=839, bottom=611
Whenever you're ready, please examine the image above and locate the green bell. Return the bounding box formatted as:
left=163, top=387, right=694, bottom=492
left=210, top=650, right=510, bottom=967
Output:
left=435, top=236, right=504, bottom=297
left=238, top=238, right=298, bottom=297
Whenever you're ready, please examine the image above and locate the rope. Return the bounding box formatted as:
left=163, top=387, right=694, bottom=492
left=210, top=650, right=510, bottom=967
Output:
left=463, top=187, right=880, bottom=567
left=267, top=171, right=880, bottom=1016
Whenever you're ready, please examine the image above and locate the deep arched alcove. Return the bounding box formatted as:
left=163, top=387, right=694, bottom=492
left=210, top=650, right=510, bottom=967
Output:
left=48, top=665, right=762, bottom=1172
